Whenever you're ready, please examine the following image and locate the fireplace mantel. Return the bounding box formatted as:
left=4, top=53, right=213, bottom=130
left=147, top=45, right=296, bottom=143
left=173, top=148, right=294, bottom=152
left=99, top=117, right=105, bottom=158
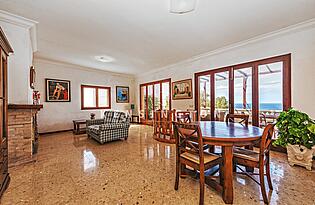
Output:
left=8, top=104, right=43, bottom=167
left=8, top=104, right=43, bottom=110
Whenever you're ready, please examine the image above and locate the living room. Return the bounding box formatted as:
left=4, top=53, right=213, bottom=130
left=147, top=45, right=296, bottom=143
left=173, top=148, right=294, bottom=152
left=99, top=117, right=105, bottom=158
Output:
left=0, top=1, right=315, bottom=204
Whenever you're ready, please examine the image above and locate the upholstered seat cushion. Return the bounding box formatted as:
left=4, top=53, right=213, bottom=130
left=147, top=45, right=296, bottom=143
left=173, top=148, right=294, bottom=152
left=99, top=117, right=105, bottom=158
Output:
left=233, top=147, right=260, bottom=162
left=99, top=123, right=130, bottom=130
left=181, top=152, right=220, bottom=164
left=88, top=125, right=101, bottom=134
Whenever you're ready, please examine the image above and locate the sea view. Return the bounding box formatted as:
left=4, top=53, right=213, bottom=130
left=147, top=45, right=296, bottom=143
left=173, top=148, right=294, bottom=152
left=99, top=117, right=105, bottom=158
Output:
left=234, top=103, right=282, bottom=111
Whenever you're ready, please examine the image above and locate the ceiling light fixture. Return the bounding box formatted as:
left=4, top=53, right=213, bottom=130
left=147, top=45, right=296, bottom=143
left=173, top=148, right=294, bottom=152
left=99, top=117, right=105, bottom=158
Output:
left=170, top=0, right=197, bottom=14
left=95, top=55, right=115, bottom=63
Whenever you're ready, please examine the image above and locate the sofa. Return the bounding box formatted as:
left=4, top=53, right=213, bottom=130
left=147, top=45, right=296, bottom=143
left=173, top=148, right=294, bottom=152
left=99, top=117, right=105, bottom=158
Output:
left=86, top=111, right=130, bottom=144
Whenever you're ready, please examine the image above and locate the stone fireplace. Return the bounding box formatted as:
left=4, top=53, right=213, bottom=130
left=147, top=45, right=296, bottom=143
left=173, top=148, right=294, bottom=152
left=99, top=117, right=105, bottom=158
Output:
left=8, top=104, right=43, bottom=167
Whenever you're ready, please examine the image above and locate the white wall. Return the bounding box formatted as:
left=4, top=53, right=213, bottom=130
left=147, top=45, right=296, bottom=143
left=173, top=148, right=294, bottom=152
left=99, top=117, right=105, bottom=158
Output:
left=135, top=25, right=315, bottom=118
left=34, top=59, right=135, bottom=133
left=0, top=21, right=34, bottom=104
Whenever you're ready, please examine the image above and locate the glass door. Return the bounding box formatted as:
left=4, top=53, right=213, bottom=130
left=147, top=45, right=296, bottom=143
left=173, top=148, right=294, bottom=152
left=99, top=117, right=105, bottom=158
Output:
left=154, top=83, right=161, bottom=111
left=214, top=70, right=230, bottom=121
left=162, top=82, right=170, bottom=110
left=258, top=61, right=283, bottom=128
left=140, top=86, right=147, bottom=123
left=195, top=54, right=290, bottom=127
left=147, top=85, right=154, bottom=125
left=233, top=66, right=253, bottom=124
left=140, top=79, right=171, bottom=125
left=198, top=74, right=211, bottom=121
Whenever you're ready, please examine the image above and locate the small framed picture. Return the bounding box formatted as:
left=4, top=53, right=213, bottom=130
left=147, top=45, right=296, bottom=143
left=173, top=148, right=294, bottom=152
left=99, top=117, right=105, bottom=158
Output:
left=116, top=86, right=129, bottom=103
left=172, top=79, right=193, bottom=100
left=45, top=78, right=71, bottom=102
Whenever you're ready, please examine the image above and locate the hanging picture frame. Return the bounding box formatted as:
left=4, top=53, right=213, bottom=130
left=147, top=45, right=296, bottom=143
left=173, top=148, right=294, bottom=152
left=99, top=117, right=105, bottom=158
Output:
left=116, top=86, right=129, bottom=103
left=45, top=78, right=71, bottom=102
left=172, top=79, right=193, bottom=100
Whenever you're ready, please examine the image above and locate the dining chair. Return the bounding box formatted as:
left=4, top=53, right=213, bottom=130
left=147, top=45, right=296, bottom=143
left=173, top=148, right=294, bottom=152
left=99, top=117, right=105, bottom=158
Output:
left=173, top=122, right=222, bottom=205
left=177, top=114, right=211, bottom=152
left=225, top=113, right=249, bottom=127
left=233, top=124, right=275, bottom=204
left=177, top=113, right=191, bottom=123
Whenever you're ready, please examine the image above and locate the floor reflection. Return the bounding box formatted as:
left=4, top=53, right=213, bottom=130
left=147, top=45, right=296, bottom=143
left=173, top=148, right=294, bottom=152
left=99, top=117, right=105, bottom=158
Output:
left=143, top=144, right=173, bottom=160
left=82, top=149, right=99, bottom=172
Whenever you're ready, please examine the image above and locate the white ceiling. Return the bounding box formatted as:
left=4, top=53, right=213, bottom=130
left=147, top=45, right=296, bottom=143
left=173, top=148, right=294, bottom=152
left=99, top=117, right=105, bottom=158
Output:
left=0, top=0, right=315, bottom=75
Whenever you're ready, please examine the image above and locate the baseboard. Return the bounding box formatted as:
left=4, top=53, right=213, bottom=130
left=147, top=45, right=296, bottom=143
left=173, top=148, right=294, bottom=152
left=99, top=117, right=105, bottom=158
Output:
left=39, top=129, right=73, bottom=135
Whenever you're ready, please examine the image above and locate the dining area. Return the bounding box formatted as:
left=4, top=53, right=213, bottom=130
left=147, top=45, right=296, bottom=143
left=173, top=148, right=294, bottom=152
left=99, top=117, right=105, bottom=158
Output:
left=172, top=113, right=274, bottom=204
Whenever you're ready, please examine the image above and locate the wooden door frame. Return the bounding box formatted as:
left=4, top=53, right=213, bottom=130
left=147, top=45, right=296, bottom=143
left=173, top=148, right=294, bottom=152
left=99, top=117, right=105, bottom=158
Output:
left=139, top=78, right=171, bottom=125
left=194, top=54, right=291, bottom=126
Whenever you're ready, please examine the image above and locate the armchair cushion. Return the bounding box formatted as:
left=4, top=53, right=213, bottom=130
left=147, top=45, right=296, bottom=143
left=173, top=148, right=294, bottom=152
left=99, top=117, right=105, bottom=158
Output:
left=99, top=123, right=130, bottom=130
left=104, top=111, right=115, bottom=123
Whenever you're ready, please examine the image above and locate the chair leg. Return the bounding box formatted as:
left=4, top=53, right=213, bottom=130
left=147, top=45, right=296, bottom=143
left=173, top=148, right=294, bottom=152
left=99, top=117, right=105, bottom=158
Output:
left=266, top=157, right=273, bottom=190
left=199, top=169, right=205, bottom=205
left=175, top=162, right=179, bottom=190
left=259, top=166, right=268, bottom=204
left=180, top=164, right=187, bottom=178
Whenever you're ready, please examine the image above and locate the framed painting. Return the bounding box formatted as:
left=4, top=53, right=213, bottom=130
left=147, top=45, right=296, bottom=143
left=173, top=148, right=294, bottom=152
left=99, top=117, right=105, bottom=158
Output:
left=45, top=78, right=71, bottom=102
left=172, top=79, right=193, bottom=100
left=116, top=86, right=129, bottom=103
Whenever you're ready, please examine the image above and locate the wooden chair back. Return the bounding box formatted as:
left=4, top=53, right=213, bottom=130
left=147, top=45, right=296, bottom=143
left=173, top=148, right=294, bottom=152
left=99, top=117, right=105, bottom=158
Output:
left=225, top=113, right=249, bottom=126
left=177, top=113, right=191, bottom=123
left=173, top=122, right=204, bottom=165
left=259, top=124, right=275, bottom=157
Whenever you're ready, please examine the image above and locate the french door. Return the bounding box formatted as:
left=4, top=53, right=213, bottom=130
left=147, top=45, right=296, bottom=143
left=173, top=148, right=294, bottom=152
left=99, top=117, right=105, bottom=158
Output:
left=140, top=79, right=171, bottom=125
left=195, top=54, right=291, bottom=127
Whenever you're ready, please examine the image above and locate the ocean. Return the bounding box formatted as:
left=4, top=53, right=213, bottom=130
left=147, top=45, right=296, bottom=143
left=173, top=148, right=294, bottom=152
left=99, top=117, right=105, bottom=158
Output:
left=234, top=103, right=282, bottom=111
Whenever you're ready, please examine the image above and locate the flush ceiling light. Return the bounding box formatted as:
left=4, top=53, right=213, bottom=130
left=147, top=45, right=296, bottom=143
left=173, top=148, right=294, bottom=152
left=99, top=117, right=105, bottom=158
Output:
left=95, top=55, right=115, bottom=63
left=170, top=0, right=197, bottom=14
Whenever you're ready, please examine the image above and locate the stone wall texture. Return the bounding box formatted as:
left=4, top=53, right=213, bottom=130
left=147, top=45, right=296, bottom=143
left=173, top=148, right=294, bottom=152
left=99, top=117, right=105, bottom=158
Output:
left=8, top=109, right=35, bottom=166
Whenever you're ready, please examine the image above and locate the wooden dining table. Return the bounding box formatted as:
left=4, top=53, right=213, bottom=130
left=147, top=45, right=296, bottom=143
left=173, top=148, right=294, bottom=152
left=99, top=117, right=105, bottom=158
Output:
left=198, top=121, right=263, bottom=204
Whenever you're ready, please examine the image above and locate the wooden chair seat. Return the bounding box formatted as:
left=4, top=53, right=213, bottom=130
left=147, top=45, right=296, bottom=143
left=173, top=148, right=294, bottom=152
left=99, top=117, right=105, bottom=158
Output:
left=181, top=152, right=220, bottom=164
left=233, top=147, right=259, bottom=162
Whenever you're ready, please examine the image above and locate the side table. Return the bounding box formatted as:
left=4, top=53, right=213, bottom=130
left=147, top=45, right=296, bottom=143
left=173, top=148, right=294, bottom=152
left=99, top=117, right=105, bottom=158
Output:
left=131, top=115, right=140, bottom=123
left=73, top=119, right=87, bottom=135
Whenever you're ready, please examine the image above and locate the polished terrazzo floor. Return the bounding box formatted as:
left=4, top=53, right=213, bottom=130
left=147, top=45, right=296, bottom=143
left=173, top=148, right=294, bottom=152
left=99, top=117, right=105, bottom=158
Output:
left=1, top=125, right=315, bottom=205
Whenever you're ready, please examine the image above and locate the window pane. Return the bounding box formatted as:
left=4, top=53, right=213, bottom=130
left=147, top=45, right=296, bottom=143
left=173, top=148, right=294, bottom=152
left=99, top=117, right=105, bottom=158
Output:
left=162, top=82, right=170, bottom=110
left=258, top=62, right=283, bottom=127
left=83, top=87, right=96, bottom=107
left=234, top=67, right=253, bottom=124
left=215, top=71, right=229, bottom=121
left=154, top=83, right=161, bottom=110
left=98, top=88, right=109, bottom=107
left=199, top=75, right=211, bottom=121
left=140, top=86, right=146, bottom=121
left=147, top=85, right=153, bottom=120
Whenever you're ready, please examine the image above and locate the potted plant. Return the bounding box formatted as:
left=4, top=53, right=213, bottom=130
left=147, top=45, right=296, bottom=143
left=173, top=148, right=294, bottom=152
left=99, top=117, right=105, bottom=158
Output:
left=274, top=108, right=315, bottom=170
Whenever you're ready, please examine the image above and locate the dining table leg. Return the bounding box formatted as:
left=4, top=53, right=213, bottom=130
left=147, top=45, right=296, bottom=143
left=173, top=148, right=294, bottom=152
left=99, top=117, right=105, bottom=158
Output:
left=221, top=146, right=233, bottom=204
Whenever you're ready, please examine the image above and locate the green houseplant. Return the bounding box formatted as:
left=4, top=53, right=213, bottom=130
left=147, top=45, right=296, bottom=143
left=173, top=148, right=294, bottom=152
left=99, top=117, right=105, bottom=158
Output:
left=274, top=108, right=315, bottom=170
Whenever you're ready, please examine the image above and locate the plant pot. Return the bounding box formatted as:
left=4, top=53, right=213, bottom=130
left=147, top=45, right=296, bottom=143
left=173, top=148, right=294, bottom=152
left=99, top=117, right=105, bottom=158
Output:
left=287, top=144, right=313, bottom=170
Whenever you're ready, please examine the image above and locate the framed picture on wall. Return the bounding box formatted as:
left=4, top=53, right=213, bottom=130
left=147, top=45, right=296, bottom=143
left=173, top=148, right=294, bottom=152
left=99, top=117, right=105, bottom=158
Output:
left=116, top=86, right=129, bottom=103
left=172, top=79, right=193, bottom=100
left=45, top=78, right=71, bottom=102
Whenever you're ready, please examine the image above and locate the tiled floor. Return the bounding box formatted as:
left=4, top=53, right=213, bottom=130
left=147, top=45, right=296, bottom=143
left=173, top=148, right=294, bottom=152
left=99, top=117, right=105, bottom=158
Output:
left=1, top=125, right=315, bottom=205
